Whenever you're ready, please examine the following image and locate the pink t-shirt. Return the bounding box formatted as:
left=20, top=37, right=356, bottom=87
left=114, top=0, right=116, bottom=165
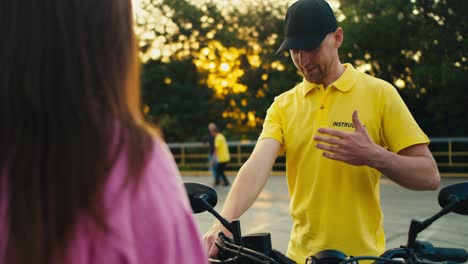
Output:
left=0, top=139, right=208, bottom=264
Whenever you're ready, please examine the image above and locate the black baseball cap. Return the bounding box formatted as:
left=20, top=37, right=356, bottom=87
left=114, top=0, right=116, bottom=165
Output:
left=276, top=0, right=338, bottom=55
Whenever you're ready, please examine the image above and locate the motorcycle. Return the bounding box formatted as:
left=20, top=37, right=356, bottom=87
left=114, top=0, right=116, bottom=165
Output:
left=184, top=182, right=468, bottom=264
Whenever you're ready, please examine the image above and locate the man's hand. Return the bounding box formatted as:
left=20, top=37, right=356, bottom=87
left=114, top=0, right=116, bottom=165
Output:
left=203, top=222, right=233, bottom=258
left=314, top=110, right=383, bottom=166
left=314, top=110, right=440, bottom=190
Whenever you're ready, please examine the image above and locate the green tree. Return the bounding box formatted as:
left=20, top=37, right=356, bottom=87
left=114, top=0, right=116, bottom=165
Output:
left=141, top=60, right=220, bottom=142
left=339, top=0, right=468, bottom=136
left=137, top=0, right=467, bottom=140
left=137, top=0, right=298, bottom=141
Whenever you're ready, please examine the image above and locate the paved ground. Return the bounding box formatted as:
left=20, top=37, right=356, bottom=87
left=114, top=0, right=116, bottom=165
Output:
left=183, top=175, right=468, bottom=258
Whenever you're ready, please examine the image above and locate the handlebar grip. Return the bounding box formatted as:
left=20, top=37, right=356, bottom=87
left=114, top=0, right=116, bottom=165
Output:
left=420, top=247, right=468, bottom=263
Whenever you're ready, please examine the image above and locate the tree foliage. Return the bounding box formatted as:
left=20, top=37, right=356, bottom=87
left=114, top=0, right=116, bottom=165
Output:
left=339, top=0, right=468, bottom=136
left=137, top=0, right=467, bottom=141
left=138, top=0, right=298, bottom=140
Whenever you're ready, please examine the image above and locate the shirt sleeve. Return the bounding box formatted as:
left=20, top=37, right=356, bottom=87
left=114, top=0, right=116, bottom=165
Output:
left=258, top=99, right=284, bottom=146
left=380, top=84, right=430, bottom=153
left=62, top=137, right=207, bottom=264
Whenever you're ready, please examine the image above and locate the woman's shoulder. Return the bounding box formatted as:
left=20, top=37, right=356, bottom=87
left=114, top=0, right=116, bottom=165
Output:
left=72, top=137, right=206, bottom=263
left=105, top=136, right=187, bottom=211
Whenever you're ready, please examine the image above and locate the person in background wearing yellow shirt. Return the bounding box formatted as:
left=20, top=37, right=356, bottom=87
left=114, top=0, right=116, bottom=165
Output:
left=205, top=123, right=218, bottom=185
left=203, top=0, right=440, bottom=263
left=209, top=123, right=231, bottom=187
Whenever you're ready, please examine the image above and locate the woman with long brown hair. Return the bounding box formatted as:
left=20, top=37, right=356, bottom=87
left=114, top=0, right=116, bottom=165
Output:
left=0, top=0, right=207, bottom=263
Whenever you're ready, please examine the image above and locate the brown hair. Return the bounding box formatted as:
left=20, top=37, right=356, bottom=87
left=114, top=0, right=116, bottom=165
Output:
left=0, top=0, right=154, bottom=263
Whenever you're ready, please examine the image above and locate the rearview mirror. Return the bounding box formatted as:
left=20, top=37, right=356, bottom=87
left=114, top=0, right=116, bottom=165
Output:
left=438, top=182, right=468, bottom=215
left=184, top=182, right=218, bottom=214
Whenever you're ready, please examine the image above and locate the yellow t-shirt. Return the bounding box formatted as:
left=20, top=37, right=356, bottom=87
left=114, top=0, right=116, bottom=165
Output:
left=215, top=133, right=230, bottom=163
left=259, top=64, right=429, bottom=263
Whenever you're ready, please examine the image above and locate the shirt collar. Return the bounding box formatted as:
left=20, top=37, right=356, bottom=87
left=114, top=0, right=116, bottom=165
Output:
left=301, top=63, right=358, bottom=97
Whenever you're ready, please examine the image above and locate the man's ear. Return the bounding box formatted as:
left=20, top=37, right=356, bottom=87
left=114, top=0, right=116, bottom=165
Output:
left=334, top=27, right=344, bottom=48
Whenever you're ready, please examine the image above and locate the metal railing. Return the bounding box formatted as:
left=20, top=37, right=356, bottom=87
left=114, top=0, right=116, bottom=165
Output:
left=429, top=137, right=468, bottom=169
left=167, top=137, right=468, bottom=175
left=167, top=140, right=264, bottom=171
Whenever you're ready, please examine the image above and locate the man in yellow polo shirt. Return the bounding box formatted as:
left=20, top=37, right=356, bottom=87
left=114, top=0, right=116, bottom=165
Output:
left=203, top=0, right=441, bottom=262
left=209, top=123, right=231, bottom=186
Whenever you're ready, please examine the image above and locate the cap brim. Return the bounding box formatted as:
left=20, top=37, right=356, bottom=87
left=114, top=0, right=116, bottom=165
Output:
left=276, top=33, right=327, bottom=55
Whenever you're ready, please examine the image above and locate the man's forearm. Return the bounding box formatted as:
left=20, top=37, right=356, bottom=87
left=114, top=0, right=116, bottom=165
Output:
left=220, top=158, right=270, bottom=221
left=370, top=145, right=440, bottom=191
left=213, top=138, right=281, bottom=223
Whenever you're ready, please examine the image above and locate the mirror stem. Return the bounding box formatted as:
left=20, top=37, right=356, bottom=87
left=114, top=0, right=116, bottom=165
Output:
left=195, top=195, right=242, bottom=244
left=407, top=197, right=459, bottom=248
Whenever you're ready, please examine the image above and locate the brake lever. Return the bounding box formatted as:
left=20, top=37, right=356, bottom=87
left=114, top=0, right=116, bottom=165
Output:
left=217, top=231, right=234, bottom=244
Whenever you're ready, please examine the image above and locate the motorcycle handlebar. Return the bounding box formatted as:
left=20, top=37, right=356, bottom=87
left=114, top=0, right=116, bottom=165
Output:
left=210, top=234, right=468, bottom=264
left=349, top=244, right=468, bottom=264
left=209, top=232, right=285, bottom=264
left=185, top=181, right=468, bottom=264
left=419, top=247, right=468, bottom=263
